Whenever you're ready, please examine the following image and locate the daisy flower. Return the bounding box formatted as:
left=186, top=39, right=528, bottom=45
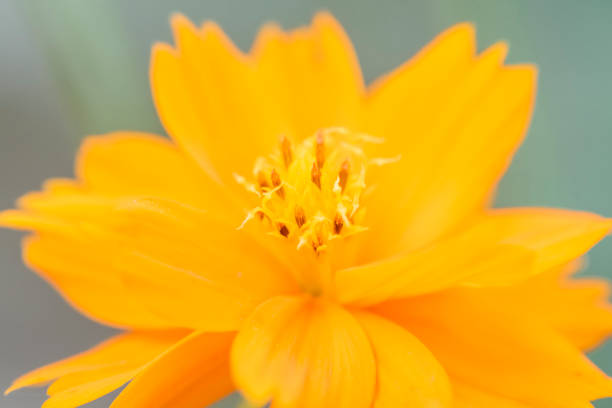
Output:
left=3, top=12, right=612, bottom=408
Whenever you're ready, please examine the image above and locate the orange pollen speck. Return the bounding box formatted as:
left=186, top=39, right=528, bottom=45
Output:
left=334, top=213, right=344, bottom=234
left=311, top=162, right=322, bottom=189
left=338, top=159, right=350, bottom=193
left=295, top=206, right=306, bottom=228
left=278, top=223, right=290, bottom=237
left=237, top=127, right=396, bottom=252
left=270, top=169, right=285, bottom=199
left=315, top=130, right=325, bottom=168
left=256, top=170, right=269, bottom=190
left=280, top=135, right=293, bottom=169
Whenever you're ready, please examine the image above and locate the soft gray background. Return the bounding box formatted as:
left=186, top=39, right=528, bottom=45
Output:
left=1, top=0, right=611, bottom=407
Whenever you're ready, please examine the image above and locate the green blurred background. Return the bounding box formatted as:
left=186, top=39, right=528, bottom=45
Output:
left=1, top=0, right=611, bottom=407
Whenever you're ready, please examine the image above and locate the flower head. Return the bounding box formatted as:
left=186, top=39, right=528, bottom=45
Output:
left=3, top=12, right=612, bottom=408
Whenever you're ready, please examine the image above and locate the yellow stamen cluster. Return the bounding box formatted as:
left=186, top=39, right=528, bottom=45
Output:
left=237, top=128, right=390, bottom=253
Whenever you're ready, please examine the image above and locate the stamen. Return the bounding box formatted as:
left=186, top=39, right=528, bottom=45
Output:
left=311, top=162, right=321, bottom=189
left=270, top=169, right=285, bottom=199
left=294, top=206, right=306, bottom=228
left=338, top=159, right=350, bottom=193
left=256, top=170, right=269, bottom=190
left=313, top=231, right=325, bottom=251
left=334, top=213, right=344, bottom=234
left=278, top=223, right=290, bottom=237
left=315, top=131, right=325, bottom=169
left=280, top=135, right=293, bottom=169
left=237, top=128, right=395, bottom=253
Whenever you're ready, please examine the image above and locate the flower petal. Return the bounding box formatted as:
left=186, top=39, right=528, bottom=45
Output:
left=46, top=365, right=137, bottom=396
left=452, top=382, right=533, bottom=408
left=335, top=208, right=611, bottom=306
left=363, top=22, right=537, bottom=258
left=5, top=330, right=186, bottom=395
left=20, top=234, right=168, bottom=329
left=111, top=331, right=234, bottom=408
left=109, top=197, right=298, bottom=330
left=42, top=370, right=137, bottom=408
left=231, top=295, right=376, bottom=408
left=76, top=132, right=228, bottom=210
left=376, top=291, right=612, bottom=407
left=15, top=133, right=234, bottom=217
left=252, top=12, right=364, bottom=140
left=353, top=312, right=452, bottom=408
left=0, top=132, right=249, bottom=329
left=459, top=261, right=612, bottom=351
left=151, top=13, right=364, bottom=184
left=151, top=18, right=262, bottom=183
left=466, top=208, right=612, bottom=274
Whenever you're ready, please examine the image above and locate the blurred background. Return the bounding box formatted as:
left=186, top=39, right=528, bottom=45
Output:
left=1, top=0, right=611, bottom=406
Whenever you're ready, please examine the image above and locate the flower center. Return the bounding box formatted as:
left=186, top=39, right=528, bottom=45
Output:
left=237, top=128, right=394, bottom=253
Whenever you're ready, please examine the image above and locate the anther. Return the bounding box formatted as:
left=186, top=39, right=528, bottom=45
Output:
left=256, top=170, right=269, bottom=190
left=314, top=232, right=325, bottom=249
left=311, top=162, right=321, bottom=189
left=270, top=169, right=285, bottom=199
left=278, top=223, right=290, bottom=237
left=294, top=206, right=306, bottom=228
left=315, top=131, right=325, bottom=169
left=240, top=128, right=374, bottom=253
left=334, top=213, right=344, bottom=234
left=280, top=135, right=293, bottom=169
left=338, top=159, right=350, bottom=193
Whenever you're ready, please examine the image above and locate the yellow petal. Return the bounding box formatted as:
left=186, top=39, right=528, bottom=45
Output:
left=336, top=241, right=534, bottom=307
left=452, top=381, right=533, bottom=408
left=252, top=12, right=364, bottom=140
left=363, top=22, right=537, bottom=259
left=111, top=331, right=234, bottom=408
left=152, top=13, right=364, bottom=185
left=231, top=295, right=376, bottom=408
left=462, top=261, right=612, bottom=351
left=5, top=330, right=185, bottom=394
left=152, top=17, right=262, bottom=183
left=467, top=208, right=612, bottom=273
left=0, top=131, right=253, bottom=329
left=354, top=312, right=452, bottom=408
left=47, top=365, right=137, bottom=396
left=109, top=197, right=298, bottom=330
left=10, top=133, right=234, bottom=221
left=335, top=208, right=611, bottom=306
left=76, top=132, right=234, bottom=214
left=41, top=371, right=137, bottom=408
left=367, top=23, right=475, bottom=139
left=376, top=291, right=612, bottom=407
left=21, top=234, right=167, bottom=329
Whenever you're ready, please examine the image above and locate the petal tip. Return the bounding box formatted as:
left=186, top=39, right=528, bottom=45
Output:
left=312, top=10, right=340, bottom=26
left=3, top=376, right=34, bottom=396
left=4, top=384, right=17, bottom=396
left=451, top=21, right=476, bottom=39
left=0, top=209, right=27, bottom=230
left=201, top=20, right=224, bottom=35
left=169, top=12, right=189, bottom=25
left=601, top=218, right=612, bottom=235
left=170, top=12, right=196, bottom=34
left=510, top=63, right=539, bottom=83
left=151, top=41, right=175, bottom=57
left=486, top=41, right=510, bottom=62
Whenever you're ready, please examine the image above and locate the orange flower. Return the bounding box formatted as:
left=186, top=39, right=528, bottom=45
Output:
left=3, top=12, right=612, bottom=408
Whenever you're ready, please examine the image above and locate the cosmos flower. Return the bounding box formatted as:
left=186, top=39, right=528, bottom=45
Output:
left=3, top=11, right=612, bottom=408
